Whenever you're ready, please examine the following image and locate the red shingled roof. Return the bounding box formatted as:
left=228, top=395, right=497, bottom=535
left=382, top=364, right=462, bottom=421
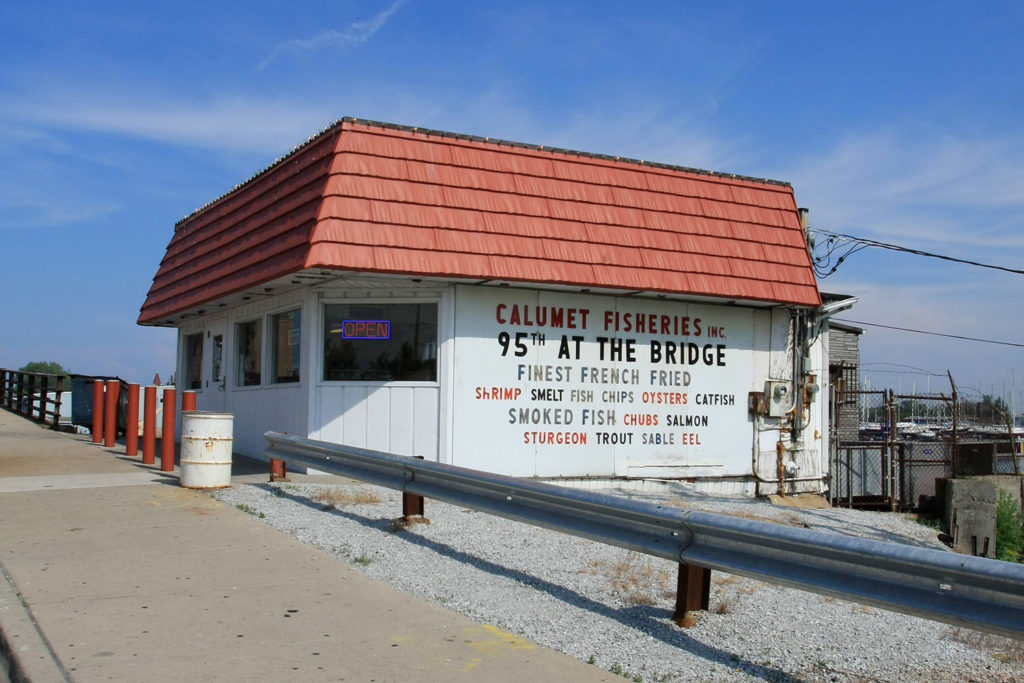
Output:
left=138, top=119, right=820, bottom=325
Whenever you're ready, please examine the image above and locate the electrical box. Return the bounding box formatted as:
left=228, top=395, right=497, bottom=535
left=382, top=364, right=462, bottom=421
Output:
left=765, top=380, right=792, bottom=418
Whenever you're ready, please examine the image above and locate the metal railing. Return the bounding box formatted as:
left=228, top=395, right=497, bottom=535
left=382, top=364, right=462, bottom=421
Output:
left=264, top=431, right=1024, bottom=640
left=0, top=369, right=64, bottom=427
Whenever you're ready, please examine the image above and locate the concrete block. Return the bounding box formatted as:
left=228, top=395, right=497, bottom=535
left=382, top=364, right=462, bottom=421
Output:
left=946, top=477, right=998, bottom=558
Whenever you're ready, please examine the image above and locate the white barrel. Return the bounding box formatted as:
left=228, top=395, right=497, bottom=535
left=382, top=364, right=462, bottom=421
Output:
left=179, top=412, right=234, bottom=489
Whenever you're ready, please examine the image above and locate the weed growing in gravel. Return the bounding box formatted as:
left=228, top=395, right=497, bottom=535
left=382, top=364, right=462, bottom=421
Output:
left=711, top=574, right=744, bottom=614
left=310, top=487, right=382, bottom=509
left=590, top=552, right=674, bottom=606
left=235, top=503, right=264, bottom=518
left=352, top=554, right=373, bottom=566
left=711, top=596, right=735, bottom=615
left=946, top=627, right=1024, bottom=664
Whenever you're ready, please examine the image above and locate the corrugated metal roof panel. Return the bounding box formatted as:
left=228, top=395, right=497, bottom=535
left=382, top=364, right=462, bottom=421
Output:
left=338, top=129, right=454, bottom=164
left=771, top=282, right=821, bottom=306
left=449, top=143, right=557, bottom=177
left=372, top=247, right=492, bottom=276
left=542, top=240, right=646, bottom=268
left=415, top=162, right=519, bottom=193
left=330, top=153, right=409, bottom=180
left=610, top=187, right=705, bottom=215
left=546, top=200, right=646, bottom=228
left=326, top=174, right=446, bottom=205
left=311, top=219, right=438, bottom=250
left=514, top=174, right=616, bottom=204
left=585, top=223, right=680, bottom=250
left=318, top=196, right=375, bottom=222
left=645, top=172, right=734, bottom=202
left=550, top=158, right=650, bottom=190
left=304, top=242, right=377, bottom=270
left=441, top=186, right=552, bottom=217
left=435, top=230, right=548, bottom=259
left=485, top=255, right=596, bottom=284
left=140, top=119, right=822, bottom=324
left=480, top=213, right=590, bottom=241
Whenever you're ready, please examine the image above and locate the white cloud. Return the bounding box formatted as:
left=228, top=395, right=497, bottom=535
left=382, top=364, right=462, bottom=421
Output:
left=782, top=126, right=1024, bottom=251
left=258, top=0, right=410, bottom=70
left=0, top=94, right=337, bottom=155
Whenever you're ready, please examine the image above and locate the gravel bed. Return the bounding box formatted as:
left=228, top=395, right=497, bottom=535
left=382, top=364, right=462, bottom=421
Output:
left=211, top=481, right=1024, bottom=682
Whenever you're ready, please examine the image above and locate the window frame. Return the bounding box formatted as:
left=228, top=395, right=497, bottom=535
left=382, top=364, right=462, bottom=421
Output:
left=183, top=332, right=204, bottom=391
left=235, top=318, right=263, bottom=388
left=319, top=299, right=440, bottom=385
left=269, top=307, right=302, bottom=385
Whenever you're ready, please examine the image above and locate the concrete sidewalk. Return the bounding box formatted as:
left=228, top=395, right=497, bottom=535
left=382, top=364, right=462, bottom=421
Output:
left=0, top=412, right=609, bottom=682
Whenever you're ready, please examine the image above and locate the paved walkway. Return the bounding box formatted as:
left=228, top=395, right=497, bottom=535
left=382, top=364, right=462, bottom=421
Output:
left=0, top=412, right=609, bottom=682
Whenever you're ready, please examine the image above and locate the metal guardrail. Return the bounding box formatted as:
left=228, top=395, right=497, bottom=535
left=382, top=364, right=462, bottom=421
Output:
left=263, top=431, right=1024, bottom=640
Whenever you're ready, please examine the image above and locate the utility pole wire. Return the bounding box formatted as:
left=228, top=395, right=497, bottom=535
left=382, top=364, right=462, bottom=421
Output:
left=809, top=228, right=1024, bottom=276
left=833, top=318, right=1024, bottom=348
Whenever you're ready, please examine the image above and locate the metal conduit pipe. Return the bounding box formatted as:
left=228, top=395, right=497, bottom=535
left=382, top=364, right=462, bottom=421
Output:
left=749, top=415, right=821, bottom=486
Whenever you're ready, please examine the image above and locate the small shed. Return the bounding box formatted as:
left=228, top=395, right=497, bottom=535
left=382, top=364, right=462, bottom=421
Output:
left=140, top=118, right=829, bottom=495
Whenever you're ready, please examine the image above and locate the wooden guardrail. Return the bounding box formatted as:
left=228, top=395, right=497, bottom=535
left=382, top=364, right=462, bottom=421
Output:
left=0, top=369, right=65, bottom=427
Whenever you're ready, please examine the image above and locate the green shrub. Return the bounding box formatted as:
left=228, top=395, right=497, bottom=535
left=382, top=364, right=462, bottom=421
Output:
left=995, top=490, right=1024, bottom=563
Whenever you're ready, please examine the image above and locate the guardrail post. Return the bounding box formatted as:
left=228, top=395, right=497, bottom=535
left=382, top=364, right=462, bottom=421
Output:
left=270, top=459, right=289, bottom=482
left=673, top=562, right=711, bottom=627
left=161, top=388, right=176, bottom=472
left=182, top=390, right=197, bottom=412
left=401, top=455, right=426, bottom=521
left=142, top=386, right=156, bottom=465
left=92, top=379, right=104, bottom=444
left=126, top=384, right=140, bottom=456
left=103, top=379, right=118, bottom=448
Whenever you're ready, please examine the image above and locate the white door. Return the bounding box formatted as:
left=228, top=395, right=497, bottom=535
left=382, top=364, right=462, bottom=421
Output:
left=206, top=318, right=227, bottom=412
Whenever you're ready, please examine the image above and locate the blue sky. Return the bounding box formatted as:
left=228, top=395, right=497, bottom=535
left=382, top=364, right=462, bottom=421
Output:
left=1, top=1, right=1022, bottom=408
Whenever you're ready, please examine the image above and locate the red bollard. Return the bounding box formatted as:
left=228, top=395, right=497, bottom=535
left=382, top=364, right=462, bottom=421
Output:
left=182, top=390, right=197, bottom=412
left=126, top=384, right=140, bottom=456
left=142, top=386, right=156, bottom=465
left=91, top=380, right=104, bottom=444
left=160, top=387, right=176, bottom=472
left=104, top=379, right=118, bottom=448
left=270, top=459, right=289, bottom=482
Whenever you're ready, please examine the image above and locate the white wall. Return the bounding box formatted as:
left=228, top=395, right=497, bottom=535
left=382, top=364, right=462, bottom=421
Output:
left=446, top=285, right=827, bottom=490
left=170, top=280, right=828, bottom=494
left=175, top=291, right=310, bottom=460
left=307, top=286, right=446, bottom=460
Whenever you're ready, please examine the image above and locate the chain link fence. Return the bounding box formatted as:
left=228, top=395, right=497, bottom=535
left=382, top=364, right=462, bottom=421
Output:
left=828, top=378, right=1021, bottom=511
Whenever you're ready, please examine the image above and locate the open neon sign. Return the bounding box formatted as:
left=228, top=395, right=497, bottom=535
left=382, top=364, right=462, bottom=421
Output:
left=341, top=320, right=391, bottom=340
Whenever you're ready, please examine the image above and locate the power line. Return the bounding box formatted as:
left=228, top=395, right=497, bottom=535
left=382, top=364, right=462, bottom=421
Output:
left=833, top=318, right=1024, bottom=348
left=860, top=363, right=946, bottom=377
left=808, top=228, right=1024, bottom=277
left=860, top=368, right=946, bottom=377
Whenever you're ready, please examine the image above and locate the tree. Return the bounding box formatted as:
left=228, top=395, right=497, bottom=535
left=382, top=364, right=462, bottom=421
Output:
left=18, top=361, right=73, bottom=391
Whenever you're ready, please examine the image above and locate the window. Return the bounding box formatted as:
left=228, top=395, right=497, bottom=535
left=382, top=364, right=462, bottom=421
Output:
left=212, top=334, right=223, bottom=384
left=323, top=302, right=437, bottom=381
left=271, top=309, right=301, bottom=383
left=236, top=319, right=262, bottom=387
left=184, top=333, right=203, bottom=390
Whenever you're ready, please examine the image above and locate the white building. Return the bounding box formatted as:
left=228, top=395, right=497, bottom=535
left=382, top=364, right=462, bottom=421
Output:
left=140, top=118, right=833, bottom=496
